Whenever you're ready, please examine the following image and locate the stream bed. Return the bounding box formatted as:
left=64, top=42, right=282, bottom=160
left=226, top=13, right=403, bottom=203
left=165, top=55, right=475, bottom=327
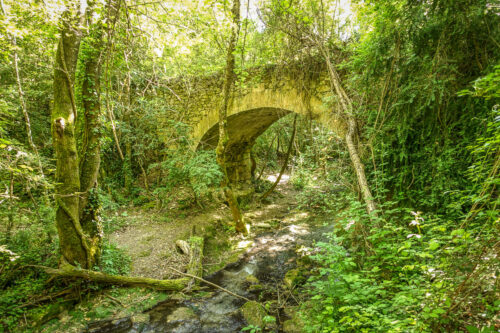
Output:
left=86, top=216, right=332, bottom=333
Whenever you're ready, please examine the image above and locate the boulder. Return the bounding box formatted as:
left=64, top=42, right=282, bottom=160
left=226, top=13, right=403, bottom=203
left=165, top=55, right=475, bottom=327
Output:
left=282, top=307, right=304, bottom=333
left=166, top=307, right=197, bottom=323
left=284, top=269, right=302, bottom=288
left=240, top=301, right=266, bottom=327
left=175, top=240, right=190, bottom=255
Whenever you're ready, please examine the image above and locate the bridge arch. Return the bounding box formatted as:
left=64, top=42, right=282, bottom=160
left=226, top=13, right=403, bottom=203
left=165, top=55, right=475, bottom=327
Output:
left=192, top=84, right=346, bottom=184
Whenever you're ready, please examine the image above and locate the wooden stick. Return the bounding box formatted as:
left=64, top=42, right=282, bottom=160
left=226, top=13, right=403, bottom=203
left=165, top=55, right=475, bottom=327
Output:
left=167, top=267, right=252, bottom=303
left=105, top=293, right=124, bottom=307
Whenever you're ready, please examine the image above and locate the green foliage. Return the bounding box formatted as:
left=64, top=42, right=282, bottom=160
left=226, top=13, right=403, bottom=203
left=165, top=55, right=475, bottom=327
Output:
left=294, top=5, right=499, bottom=330
left=302, top=106, right=499, bottom=329
left=348, top=0, right=500, bottom=213
left=98, top=241, right=131, bottom=276
left=458, top=65, right=500, bottom=100
left=149, top=125, right=223, bottom=209
left=0, top=0, right=498, bottom=331
left=241, top=324, right=262, bottom=333
left=0, top=225, right=59, bottom=332
left=290, top=167, right=310, bottom=190
left=241, top=314, right=276, bottom=332
left=302, top=193, right=498, bottom=332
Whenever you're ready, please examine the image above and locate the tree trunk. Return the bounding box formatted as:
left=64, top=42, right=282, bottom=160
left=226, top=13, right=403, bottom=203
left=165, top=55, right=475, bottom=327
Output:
left=345, top=117, right=377, bottom=214
left=261, top=114, right=297, bottom=200
left=52, top=2, right=91, bottom=268
left=124, top=140, right=132, bottom=192
left=79, top=0, right=121, bottom=263
left=322, top=49, right=377, bottom=216
left=185, top=236, right=204, bottom=279
left=216, top=0, right=246, bottom=234
left=13, top=43, right=38, bottom=158
left=123, top=51, right=133, bottom=193
left=44, top=264, right=190, bottom=291
left=104, top=43, right=124, bottom=161
left=138, top=158, right=149, bottom=191
left=6, top=170, right=14, bottom=243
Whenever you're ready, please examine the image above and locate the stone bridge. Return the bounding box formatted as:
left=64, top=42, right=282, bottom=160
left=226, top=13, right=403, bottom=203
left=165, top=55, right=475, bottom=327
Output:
left=160, top=60, right=346, bottom=185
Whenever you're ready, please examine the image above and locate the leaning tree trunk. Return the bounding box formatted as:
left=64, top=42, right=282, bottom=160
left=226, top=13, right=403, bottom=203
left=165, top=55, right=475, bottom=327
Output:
left=322, top=48, right=377, bottom=216
left=52, top=2, right=93, bottom=268
left=261, top=114, right=297, bottom=200
left=216, top=0, right=246, bottom=234
left=345, top=116, right=377, bottom=214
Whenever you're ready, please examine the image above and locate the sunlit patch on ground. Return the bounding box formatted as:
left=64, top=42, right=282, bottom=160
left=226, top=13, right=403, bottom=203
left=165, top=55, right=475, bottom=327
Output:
left=237, top=240, right=253, bottom=249
left=283, top=211, right=309, bottom=224
left=266, top=173, right=290, bottom=184
left=288, top=224, right=310, bottom=235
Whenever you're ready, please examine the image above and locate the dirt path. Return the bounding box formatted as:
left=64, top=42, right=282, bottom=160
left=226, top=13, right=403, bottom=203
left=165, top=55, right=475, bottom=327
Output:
left=40, top=174, right=322, bottom=333
left=109, top=173, right=300, bottom=280
left=86, top=174, right=327, bottom=332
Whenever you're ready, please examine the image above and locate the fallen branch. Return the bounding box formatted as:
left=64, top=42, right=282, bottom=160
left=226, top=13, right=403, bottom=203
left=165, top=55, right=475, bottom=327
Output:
left=105, top=293, right=124, bottom=307
left=167, top=266, right=252, bottom=303
left=40, top=237, right=205, bottom=292
left=19, top=288, right=75, bottom=309
left=43, top=263, right=190, bottom=291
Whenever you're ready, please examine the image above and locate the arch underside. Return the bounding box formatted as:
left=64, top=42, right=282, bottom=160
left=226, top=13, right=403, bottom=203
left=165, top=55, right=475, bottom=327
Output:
left=197, top=107, right=292, bottom=151
left=197, top=107, right=294, bottom=184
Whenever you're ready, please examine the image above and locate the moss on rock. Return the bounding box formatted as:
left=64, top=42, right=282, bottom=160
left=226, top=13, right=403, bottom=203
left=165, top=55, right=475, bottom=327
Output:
left=284, top=268, right=302, bottom=288
left=240, top=301, right=266, bottom=327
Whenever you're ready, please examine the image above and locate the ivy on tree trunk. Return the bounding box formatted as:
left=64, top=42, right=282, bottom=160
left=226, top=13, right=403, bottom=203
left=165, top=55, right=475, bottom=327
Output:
left=52, top=1, right=92, bottom=268
left=216, top=0, right=247, bottom=234
left=52, top=0, right=121, bottom=268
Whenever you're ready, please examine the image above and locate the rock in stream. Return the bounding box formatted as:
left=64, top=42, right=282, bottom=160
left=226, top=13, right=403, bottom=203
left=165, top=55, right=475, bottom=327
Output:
left=85, top=219, right=332, bottom=333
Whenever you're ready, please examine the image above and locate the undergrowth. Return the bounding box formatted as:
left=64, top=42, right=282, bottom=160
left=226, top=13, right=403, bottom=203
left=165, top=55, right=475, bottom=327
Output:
left=298, top=109, right=499, bottom=331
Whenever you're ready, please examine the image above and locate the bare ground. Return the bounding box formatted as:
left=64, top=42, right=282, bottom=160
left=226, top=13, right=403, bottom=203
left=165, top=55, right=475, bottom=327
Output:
left=109, top=173, right=298, bottom=280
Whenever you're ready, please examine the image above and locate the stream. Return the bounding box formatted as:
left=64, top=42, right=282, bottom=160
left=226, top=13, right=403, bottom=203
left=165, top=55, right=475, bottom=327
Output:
left=86, top=213, right=332, bottom=333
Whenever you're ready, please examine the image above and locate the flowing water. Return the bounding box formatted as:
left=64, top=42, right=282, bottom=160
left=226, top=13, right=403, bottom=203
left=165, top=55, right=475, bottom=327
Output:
left=86, top=211, right=332, bottom=333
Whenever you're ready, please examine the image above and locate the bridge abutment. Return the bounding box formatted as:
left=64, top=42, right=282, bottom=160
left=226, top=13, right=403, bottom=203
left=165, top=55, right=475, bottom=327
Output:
left=225, top=146, right=253, bottom=184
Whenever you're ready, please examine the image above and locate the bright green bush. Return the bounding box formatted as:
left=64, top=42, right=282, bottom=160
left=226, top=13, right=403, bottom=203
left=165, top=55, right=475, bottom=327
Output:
left=98, top=241, right=132, bottom=276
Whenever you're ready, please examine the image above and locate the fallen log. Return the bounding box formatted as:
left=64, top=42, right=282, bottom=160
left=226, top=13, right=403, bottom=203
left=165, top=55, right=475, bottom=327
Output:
left=42, top=236, right=205, bottom=291
left=43, top=263, right=190, bottom=291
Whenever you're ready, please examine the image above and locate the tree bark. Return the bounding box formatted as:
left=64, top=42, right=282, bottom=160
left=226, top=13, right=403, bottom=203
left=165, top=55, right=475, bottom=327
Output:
left=123, top=50, right=133, bottom=193
left=79, top=0, right=121, bottom=263
left=322, top=48, right=377, bottom=216
left=216, top=0, right=246, bottom=234
left=52, top=2, right=92, bottom=268
left=185, top=236, right=204, bottom=279
left=345, top=117, right=377, bottom=215
left=6, top=170, right=14, bottom=243
left=13, top=44, right=37, bottom=157
left=44, top=264, right=189, bottom=291
left=104, top=44, right=124, bottom=160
